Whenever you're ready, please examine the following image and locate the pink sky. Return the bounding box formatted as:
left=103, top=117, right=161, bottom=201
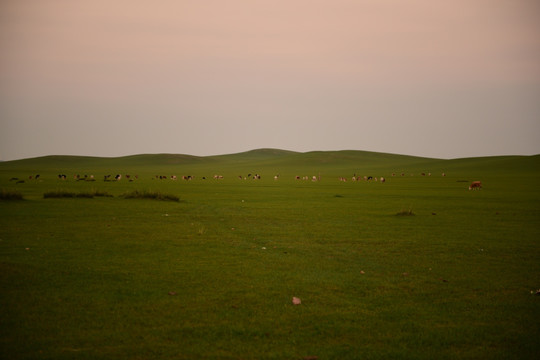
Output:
left=1, top=0, right=539, bottom=160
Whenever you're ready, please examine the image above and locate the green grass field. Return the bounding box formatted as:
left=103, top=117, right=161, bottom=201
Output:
left=1, top=149, right=539, bottom=359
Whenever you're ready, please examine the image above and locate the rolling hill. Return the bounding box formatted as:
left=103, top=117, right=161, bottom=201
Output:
left=0, top=149, right=538, bottom=178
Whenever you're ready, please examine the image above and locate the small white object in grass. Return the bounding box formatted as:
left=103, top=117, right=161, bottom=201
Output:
left=262, top=247, right=266, bottom=250
left=164, top=214, right=169, bottom=217
left=292, top=297, right=301, bottom=305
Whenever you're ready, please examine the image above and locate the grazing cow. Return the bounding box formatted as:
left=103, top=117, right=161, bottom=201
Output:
left=367, top=176, right=373, bottom=181
left=380, top=177, right=385, bottom=183
left=171, top=175, right=177, bottom=180
left=295, top=176, right=301, bottom=180
left=469, top=181, right=482, bottom=190
left=115, top=174, right=122, bottom=180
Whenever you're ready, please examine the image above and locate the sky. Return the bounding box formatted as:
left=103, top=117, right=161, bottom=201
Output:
left=1, top=0, right=539, bottom=161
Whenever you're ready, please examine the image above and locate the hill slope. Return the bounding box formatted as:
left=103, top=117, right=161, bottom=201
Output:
left=0, top=149, right=538, bottom=177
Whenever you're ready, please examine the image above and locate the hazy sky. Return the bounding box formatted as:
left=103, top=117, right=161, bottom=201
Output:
left=1, top=0, right=539, bottom=161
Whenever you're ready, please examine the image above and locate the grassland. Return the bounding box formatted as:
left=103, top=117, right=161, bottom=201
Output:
left=1, top=149, right=539, bottom=359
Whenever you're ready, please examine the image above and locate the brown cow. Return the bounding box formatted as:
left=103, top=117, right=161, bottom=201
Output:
left=469, top=181, right=482, bottom=190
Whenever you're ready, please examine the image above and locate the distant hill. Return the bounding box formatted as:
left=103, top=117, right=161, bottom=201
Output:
left=1, top=149, right=538, bottom=176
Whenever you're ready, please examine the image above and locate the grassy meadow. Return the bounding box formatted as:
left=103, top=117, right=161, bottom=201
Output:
left=1, top=149, right=539, bottom=359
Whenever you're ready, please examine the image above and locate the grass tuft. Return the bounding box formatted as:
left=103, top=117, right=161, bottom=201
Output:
left=43, top=189, right=112, bottom=199
left=197, top=225, right=206, bottom=235
left=122, top=189, right=180, bottom=202
left=0, top=188, right=24, bottom=200
left=89, top=189, right=113, bottom=197
left=396, top=207, right=415, bottom=216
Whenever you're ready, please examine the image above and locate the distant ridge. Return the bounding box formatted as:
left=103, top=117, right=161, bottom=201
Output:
left=1, top=149, right=538, bottom=175
left=208, top=148, right=299, bottom=162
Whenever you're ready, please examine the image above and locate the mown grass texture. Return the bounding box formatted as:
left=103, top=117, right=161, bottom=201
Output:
left=0, top=150, right=539, bottom=359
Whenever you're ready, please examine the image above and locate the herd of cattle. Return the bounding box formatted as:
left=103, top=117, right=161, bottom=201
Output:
left=7, top=172, right=482, bottom=190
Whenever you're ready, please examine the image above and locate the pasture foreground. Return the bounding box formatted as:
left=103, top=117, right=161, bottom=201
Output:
left=1, top=151, right=539, bottom=359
